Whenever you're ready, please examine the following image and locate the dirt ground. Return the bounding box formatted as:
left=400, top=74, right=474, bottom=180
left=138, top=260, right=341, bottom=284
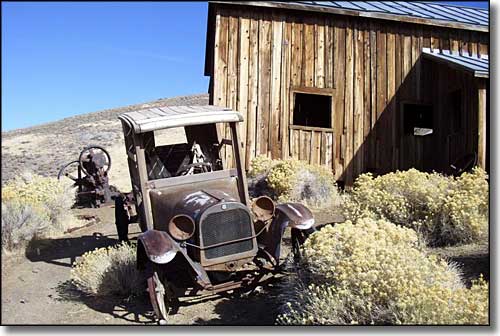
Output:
left=1, top=205, right=294, bottom=325
left=1, top=203, right=488, bottom=325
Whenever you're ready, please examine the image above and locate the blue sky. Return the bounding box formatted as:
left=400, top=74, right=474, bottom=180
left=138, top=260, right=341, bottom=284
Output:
left=1, top=1, right=488, bottom=131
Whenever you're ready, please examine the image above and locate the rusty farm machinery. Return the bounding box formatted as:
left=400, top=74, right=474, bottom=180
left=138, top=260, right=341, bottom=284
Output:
left=58, top=145, right=119, bottom=207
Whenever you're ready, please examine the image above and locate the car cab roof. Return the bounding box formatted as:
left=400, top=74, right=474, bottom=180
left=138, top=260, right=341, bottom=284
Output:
left=118, top=105, right=243, bottom=133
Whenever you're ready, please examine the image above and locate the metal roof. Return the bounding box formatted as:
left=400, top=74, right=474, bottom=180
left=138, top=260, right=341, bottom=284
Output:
left=119, top=105, right=243, bottom=133
left=422, top=48, right=489, bottom=78
left=213, top=1, right=488, bottom=32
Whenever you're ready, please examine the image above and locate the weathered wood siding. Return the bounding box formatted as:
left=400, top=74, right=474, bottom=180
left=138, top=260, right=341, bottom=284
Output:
left=209, top=5, right=489, bottom=184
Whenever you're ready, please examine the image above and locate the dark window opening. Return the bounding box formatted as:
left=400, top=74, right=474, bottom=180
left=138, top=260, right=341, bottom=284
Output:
left=450, top=89, right=462, bottom=133
left=403, top=103, right=433, bottom=135
left=293, top=93, right=332, bottom=128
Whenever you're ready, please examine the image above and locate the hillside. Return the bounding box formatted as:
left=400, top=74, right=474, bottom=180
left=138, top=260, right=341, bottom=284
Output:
left=1, top=93, right=209, bottom=187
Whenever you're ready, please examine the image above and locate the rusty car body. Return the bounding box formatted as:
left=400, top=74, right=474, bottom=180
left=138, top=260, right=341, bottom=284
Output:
left=117, top=105, right=315, bottom=323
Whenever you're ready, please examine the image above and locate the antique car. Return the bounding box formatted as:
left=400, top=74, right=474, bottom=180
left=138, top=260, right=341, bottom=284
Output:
left=117, top=105, right=315, bottom=323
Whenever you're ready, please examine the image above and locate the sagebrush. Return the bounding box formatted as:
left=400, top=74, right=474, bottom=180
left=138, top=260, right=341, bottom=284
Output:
left=342, top=168, right=488, bottom=246
left=1, top=172, right=78, bottom=252
left=277, top=218, right=488, bottom=325
left=248, top=156, right=341, bottom=208
left=71, top=242, right=144, bottom=298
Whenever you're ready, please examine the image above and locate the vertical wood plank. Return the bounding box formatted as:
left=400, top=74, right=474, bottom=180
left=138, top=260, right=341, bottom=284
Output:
left=291, top=21, right=303, bottom=87
left=238, top=15, right=250, bottom=166
left=394, top=31, right=402, bottom=169
left=387, top=29, right=396, bottom=171
left=225, top=14, right=239, bottom=167
left=270, top=16, right=283, bottom=159
left=323, top=132, right=334, bottom=168
left=450, top=29, right=460, bottom=55
left=430, top=32, right=440, bottom=52
left=369, top=22, right=377, bottom=172
left=320, top=131, right=327, bottom=165
left=363, top=27, right=371, bottom=173
left=304, top=131, right=312, bottom=163
left=333, top=20, right=346, bottom=180
left=344, top=22, right=354, bottom=184
left=460, top=30, right=469, bottom=56
left=311, top=131, right=321, bottom=165
left=470, top=31, right=478, bottom=57
left=402, top=28, right=412, bottom=93
left=316, top=23, right=325, bottom=88
left=245, top=14, right=259, bottom=167
left=214, top=12, right=229, bottom=165
left=303, top=18, right=315, bottom=87
left=441, top=29, right=451, bottom=51
left=291, top=129, right=300, bottom=159
left=257, top=16, right=272, bottom=157
left=299, top=130, right=310, bottom=162
left=281, top=20, right=292, bottom=159
left=289, top=20, right=303, bottom=157
left=353, top=23, right=364, bottom=178
left=325, top=20, right=334, bottom=89
left=213, top=12, right=228, bottom=108
left=376, top=24, right=387, bottom=173
left=423, top=26, right=430, bottom=49
left=479, top=33, right=488, bottom=55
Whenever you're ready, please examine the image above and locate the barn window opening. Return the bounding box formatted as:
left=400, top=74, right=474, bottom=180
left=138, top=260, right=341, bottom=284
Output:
left=293, top=93, right=332, bottom=128
left=403, top=103, right=434, bottom=136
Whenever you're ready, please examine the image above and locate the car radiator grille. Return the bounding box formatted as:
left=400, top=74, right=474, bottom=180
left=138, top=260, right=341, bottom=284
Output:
left=201, top=208, right=254, bottom=260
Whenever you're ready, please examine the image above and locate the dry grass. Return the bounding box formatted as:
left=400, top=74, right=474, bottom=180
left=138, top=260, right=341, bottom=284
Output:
left=342, top=168, right=489, bottom=246
left=71, top=243, right=145, bottom=298
left=248, top=156, right=343, bottom=209
left=1, top=172, right=80, bottom=253
left=277, top=218, right=489, bottom=325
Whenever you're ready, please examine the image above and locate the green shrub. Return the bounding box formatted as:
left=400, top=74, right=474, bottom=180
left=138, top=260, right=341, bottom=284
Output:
left=277, top=218, right=488, bottom=325
left=248, top=156, right=341, bottom=208
left=342, top=168, right=488, bottom=246
left=1, top=172, right=78, bottom=252
left=71, top=243, right=144, bottom=298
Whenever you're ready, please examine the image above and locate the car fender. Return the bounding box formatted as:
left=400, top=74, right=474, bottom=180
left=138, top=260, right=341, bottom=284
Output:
left=137, top=230, right=178, bottom=269
left=265, top=202, right=315, bottom=265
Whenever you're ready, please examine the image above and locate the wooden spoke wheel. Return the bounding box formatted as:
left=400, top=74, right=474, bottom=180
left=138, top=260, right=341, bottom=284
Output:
left=147, top=268, right=175, bottom=325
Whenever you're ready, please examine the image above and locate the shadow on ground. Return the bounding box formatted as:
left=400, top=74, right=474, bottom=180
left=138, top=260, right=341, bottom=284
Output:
left=55, top=280, right=157, bottom=324
left=25, top=233, right=120, bottom=268
left=190, top=280, right=284, bottom=325
left=451, top=254, right=490, bottom=287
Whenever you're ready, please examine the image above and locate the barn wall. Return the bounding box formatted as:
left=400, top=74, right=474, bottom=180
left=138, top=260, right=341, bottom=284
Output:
left=209, top=4, right=489, bottom=184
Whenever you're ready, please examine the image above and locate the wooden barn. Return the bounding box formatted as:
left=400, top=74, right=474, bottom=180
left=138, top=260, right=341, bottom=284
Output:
left=204, top=1, right=489, bottom=185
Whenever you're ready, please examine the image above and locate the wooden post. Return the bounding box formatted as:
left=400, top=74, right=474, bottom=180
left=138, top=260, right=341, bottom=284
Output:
left=134, top=133, right=154, bottom=231
left=230, top=122, right=250, bottom=206
left=477, top=80, right=487, bottom=169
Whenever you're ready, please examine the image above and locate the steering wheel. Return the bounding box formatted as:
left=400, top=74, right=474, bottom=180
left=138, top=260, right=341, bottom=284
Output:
left=78, top=145, right=111, bottom=177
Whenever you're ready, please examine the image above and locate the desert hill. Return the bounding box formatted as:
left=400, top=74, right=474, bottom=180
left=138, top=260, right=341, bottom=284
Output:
left=1, top=93, right=209, bottom=188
